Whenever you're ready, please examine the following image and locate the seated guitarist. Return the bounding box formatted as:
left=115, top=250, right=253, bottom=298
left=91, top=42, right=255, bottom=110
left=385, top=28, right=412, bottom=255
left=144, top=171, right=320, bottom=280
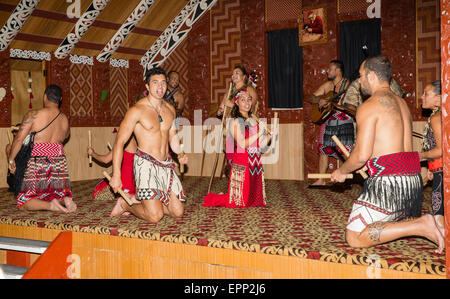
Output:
left=308, top=60, right=356, bottom=186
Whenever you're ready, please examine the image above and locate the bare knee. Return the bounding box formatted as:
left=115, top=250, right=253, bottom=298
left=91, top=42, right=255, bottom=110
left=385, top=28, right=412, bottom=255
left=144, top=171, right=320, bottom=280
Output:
left=143, top=210, right=164, bottom=224
left=168, top=194, right=184, bottom=219
left=170, top=206, right=184, bottom=219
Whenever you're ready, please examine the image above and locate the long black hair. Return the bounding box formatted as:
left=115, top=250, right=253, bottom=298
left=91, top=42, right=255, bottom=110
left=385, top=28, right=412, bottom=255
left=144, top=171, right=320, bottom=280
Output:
left=230, top=90, right=252, bottom=119
left=230, top=104, right=252, bottom=120
left=431, top=80, right=441, bottom=95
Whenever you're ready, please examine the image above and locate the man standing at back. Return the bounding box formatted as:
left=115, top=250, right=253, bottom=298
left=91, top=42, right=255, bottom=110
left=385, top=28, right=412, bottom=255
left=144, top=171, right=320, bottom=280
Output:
left=8, top=84, right=75, bottom=213
left=166, top=70, right=185, bottom=118
left=109, top=67, right=188, bottom=223
left=331, top=55, right=444, bottom=253
left=308, top=60, right=354, bottom=186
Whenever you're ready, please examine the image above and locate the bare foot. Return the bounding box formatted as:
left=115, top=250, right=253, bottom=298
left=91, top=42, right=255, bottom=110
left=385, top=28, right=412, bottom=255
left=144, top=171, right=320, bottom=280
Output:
left=421, top=214, right=445, bottom=254
left=110, top=198, right=127, bottom=217
left=311, top=179, right=326, bottom=186
left=129, top=195, right=139, bottom=205
left=122, top=195, right=138, bottom=216
left=49, top=200, right=69, bottom=213
left=434, top=215, right=445, bottom=240
left=63, top=197, right=77, bottom=213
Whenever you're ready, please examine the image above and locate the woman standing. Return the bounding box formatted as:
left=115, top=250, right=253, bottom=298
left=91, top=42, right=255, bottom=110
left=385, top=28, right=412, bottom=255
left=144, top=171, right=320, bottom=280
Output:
left=419, top=81, right=443, bottom=230
left=204, top=90, right=270, bottom=208
left=217, top=65, right=258, bottom=118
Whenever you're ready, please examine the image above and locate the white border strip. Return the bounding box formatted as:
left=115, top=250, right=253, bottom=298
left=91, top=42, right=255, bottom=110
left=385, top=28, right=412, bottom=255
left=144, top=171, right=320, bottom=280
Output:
left=10, top=48, right=51, bottom=61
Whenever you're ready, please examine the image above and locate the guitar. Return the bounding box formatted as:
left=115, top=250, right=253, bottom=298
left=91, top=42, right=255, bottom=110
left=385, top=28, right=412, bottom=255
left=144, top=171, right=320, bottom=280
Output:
left=311, top=90, right=352, bottom=124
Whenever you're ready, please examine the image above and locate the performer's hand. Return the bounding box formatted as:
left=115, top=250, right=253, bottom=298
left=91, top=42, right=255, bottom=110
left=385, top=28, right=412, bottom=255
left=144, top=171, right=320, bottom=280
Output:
left=87, top=147, right=94, bottom=156
left=330, top=168, right=347, bottom=183
left=109, top=174, right=122, bottom=194
left=318, top=99, right=328, bottom=108
left=8, top=160, right=15, bottom=174
left=217, top=106, right=224, bottom=116
left=178, top=154, right=188, bottom=165
left=265, top=131, right=272, bottom=142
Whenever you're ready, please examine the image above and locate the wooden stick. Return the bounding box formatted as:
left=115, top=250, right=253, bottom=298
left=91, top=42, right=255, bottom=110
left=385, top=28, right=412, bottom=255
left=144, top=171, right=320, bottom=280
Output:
left=208, top=83, right=233, bottom=193
left=202, top=83, right=233, bottom=177
left=272, top=112, right=278, bottom=135
left=107, top=142, right=113, bottom=151
left=102, top=171, right=133, bottom=206
left=200, top=125, right=212, bottom=176
left=307, top=173, right=353, bottom=179
left=412, top=131, right=423, bottom=139
left=7, top=130, right=13, bottom=145
left=331, top=135, right=368, bottom=179
left=88, top=130, right=92, bottom=165
left=179, top=144, right=185, bottom=173
left=208, top=107, right=229, bottom=194
left=254, top=112, right=278, bottom=136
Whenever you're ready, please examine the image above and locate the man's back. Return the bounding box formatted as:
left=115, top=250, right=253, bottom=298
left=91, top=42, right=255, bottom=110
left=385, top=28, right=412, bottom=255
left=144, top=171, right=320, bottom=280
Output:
left=359, top=89, right=413, bottom=159
left=31, top=108, right=69, bottom=144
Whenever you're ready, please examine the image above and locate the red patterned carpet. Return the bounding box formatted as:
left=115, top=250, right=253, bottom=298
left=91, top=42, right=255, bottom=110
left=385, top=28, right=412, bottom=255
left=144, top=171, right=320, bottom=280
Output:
left=0, top=177, right=445, bottom=276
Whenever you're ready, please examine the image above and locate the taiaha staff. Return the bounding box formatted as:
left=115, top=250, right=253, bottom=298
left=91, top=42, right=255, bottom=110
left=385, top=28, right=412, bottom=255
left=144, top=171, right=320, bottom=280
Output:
left=88, top=130, right=92, bottom=165
left=331, top=135, right=368, bottom=179
left=102, top=171, right=133, bottom=206
left=201, top=83, right=233, bottom=177
left=307, top=173, right=353, bottom=179
left=208, top=105, right=230, bottom=194
left=200, top=124, right=211, bottom=176
left=208, top=83, right=233, bottom=193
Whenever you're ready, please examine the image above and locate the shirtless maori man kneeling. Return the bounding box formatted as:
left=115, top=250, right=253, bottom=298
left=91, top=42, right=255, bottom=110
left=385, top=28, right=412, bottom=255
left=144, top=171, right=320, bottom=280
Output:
left=331, top=55, right=444, bottom=253
left=109, top=67, right=188, bottom=223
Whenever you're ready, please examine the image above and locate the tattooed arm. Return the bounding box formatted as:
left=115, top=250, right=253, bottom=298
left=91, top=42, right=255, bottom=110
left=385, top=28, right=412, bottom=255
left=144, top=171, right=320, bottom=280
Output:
left=8, top=110, right=38, bottom=173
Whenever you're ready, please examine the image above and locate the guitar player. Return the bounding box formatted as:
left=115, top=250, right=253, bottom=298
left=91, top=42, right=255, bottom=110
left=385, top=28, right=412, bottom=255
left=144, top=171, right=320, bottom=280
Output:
left=308, top=60, right=358, bottom=186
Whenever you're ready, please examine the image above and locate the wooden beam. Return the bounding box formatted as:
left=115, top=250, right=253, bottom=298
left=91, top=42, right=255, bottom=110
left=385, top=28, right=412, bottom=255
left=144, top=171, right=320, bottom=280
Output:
left=0, top=2, right=163, bottom=37
left=0, top=0, right=40, bottom=51
left=141, top=0, right=218, bottom=72
left=15, top=32, right=147, bottom=56
left=54, top=0, right=112, bottom=59
left=97, top=0, right=156, bottom=62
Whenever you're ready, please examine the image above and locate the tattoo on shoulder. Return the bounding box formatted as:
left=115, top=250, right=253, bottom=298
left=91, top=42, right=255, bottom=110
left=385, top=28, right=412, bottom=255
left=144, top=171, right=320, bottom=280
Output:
left=367, top=222, right=388, bottom=242
left=20, top=110, right=38, bottom=128
left=377, top=93, right=396, bottom=109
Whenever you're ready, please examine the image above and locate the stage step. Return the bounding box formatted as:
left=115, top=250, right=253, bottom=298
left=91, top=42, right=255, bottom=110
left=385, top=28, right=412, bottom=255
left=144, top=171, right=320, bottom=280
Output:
left=0, top=264, right=28, bottom=279
left=0, top=236, right=50, bottom=254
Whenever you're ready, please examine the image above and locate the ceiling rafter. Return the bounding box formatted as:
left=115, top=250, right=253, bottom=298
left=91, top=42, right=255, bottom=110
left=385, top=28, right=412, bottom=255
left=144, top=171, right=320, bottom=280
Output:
left=0, top=0, right=40, bottom=51
left=141, top=0, right=217, bottom=74
left=97, top=0, right=156, bottom=63
left=54, top=0, right=111, bottom=59
left=14, top=32, right=146, bottom=56
left=0, top=2, right=163, bottom=37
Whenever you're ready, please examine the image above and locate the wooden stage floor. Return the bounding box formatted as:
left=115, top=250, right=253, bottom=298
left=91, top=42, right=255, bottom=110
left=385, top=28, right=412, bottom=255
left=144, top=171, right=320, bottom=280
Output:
left=0, top=177, right=445, bottom=278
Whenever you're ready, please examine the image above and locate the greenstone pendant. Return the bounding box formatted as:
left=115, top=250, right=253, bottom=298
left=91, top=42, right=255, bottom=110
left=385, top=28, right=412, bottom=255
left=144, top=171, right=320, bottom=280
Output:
left=158, top=114, right=163, bottom=123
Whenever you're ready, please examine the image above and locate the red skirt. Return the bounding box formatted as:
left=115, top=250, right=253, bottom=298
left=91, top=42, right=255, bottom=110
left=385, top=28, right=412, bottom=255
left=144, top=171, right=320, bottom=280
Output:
left=203, top=149, right=266, bottom=208
left=92, top=150, right=135, bottom=199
